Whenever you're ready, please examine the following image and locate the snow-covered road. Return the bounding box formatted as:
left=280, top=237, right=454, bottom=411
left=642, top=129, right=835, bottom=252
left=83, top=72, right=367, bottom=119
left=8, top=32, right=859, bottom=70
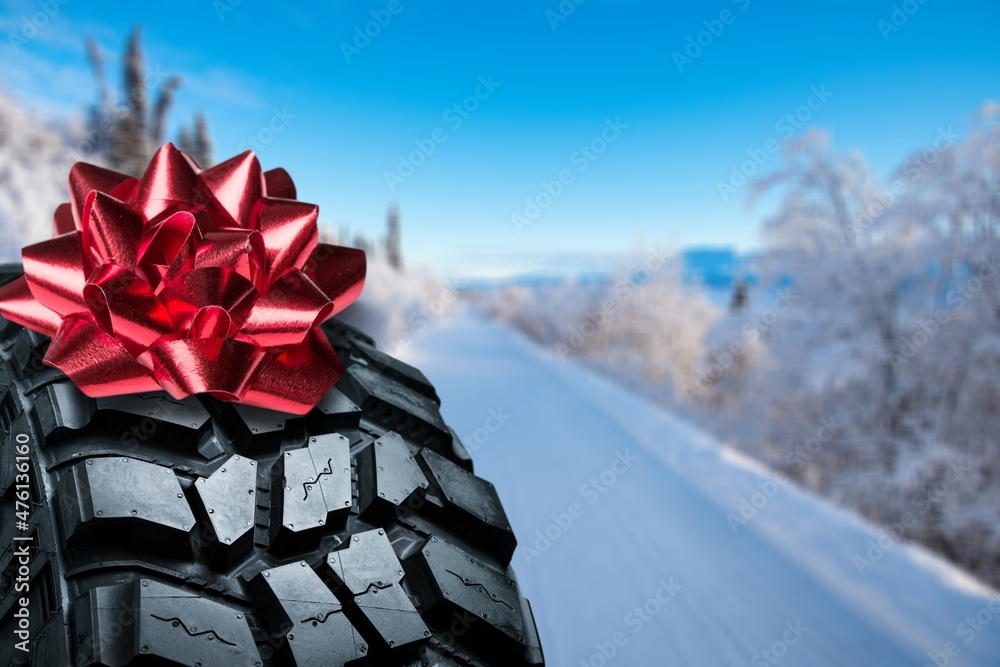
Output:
left=397, top=311, right=1000, bottom=667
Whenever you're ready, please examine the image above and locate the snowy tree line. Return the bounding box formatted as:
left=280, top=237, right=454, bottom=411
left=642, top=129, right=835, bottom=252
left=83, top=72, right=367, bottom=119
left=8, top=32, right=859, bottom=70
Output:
left=0, top=28, right=211, bottom=257
left=475, top=103, right=1000, bottom=587
left=83, top=27, right=212, bottom=177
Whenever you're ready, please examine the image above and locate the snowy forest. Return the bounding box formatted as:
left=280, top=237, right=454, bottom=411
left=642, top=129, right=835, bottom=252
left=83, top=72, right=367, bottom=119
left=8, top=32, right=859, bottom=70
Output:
left=474, top=109, right=1000, bottom=587
left=1, top=29, right=997, bottom=592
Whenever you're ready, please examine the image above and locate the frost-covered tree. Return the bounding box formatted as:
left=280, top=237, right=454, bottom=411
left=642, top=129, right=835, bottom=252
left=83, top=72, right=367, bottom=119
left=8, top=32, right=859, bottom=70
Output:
left=474, top=248, right=719, bottom=405
left=724, top=105, right=1000, bottom=585
left=745, top=130, right=924, bottom=436
left=385, top=204, right=402, bottom=270
left=192, top=113, right=213, bottom=167
left=0, top=91, right=80, bottom=256
left=87, top=27, right=211, bottom=175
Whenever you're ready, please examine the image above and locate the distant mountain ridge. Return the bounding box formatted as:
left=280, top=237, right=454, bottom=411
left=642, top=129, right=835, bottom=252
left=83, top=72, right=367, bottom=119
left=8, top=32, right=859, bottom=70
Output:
left=456, top=246, right=755, bottom=292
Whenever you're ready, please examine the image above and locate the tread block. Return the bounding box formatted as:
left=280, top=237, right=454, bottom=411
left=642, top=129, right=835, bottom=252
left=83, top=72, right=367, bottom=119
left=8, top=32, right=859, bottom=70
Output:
left=340, top=365, right=452, bottom=451
left=419, top=449, right=517, bottom=566
left=0, top=525, right=43, bottom=623
left=24, top=609, right=72, bottom=667
left=227, top=402, right=291, bottom=450
left=276, top=434, right=352, bottom=535
left=194, top=454, right=257, bottom=547
left=352, top=340, right=441, bottom=405
left=0, top=398, right=27, bottom=498
left=0, top=383, right=20, bottom=433
left=4, top=327, right=41, bottom=380
left=322, top=528, right=429, bottom=650
left=57, top=457, right=195, bottom=542
left=449, top=427, right=475, bottom=473
left=97, top=392, right=212, bottom=431
left=93, top=392, right=213, bottom=456
left=12, top=327, right=59, bottom=392
left=519, top=596, right=545, bottom=665
left=250, top=561, right=368, bottom=666
left=356, top=432, right=429, bottom=519
left=73, top=578, right=259, bottom=666
left=31, top=380, right=95, bottom=440
left=420, top=643, right=484, bottom=667
left=415, top=538, right=525, bottom=646
left=323, top=318, right=376, bottom=351
left=307, top=386, right=362, bottom=433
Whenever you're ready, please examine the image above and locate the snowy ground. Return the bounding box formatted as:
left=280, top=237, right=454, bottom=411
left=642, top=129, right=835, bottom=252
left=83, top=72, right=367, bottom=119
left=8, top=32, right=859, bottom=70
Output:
left=395, top=309, right=1000, bottom=667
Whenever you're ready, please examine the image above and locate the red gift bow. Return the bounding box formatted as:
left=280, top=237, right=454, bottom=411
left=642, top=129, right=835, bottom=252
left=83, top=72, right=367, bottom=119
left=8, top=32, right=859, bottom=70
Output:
left=0, top=144, right=365, bottom=414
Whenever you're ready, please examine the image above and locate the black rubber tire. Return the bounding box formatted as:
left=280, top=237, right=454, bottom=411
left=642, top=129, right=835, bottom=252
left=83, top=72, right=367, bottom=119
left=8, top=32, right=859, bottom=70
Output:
left=0, top=265, right=543, bottom=667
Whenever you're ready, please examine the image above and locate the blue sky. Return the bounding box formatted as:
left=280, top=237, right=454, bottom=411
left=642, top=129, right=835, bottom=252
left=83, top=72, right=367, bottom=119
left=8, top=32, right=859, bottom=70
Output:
left=1, top=0, right=997, bottom=278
